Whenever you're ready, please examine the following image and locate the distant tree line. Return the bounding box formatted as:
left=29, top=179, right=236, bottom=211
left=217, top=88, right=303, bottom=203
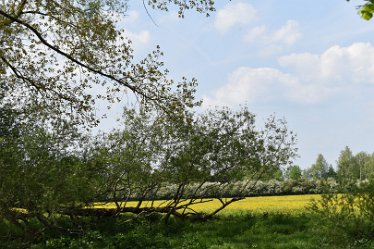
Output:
left=141, top=147, right=374, bottom=199
left=209, top=148, right=374, bottom=197
left=295, top=147, right=374, bottom=184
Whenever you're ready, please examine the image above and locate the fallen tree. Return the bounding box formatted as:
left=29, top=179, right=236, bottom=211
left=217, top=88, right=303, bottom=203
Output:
left=85, top=106, right=297, bottom=222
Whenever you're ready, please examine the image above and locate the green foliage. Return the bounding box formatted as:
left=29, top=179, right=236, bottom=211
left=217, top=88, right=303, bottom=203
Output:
left=304, top=154, right=329, bottom=180
left=0, top=103, right=100, bottom=232
left=358, top=0, right=374, bottom=20
left=0, top=100, right=297, bottom=230
left=354, top=151, right=374, bottom=180
left=147, top=0, right=216, bottom=17
left=89, top=108, right=165, bottom=203
left=90, top=106, right=296, bottom=220
left=325, top=165, right=337, bottom=179
left=348, top=0, right=374, bottom=20
left=303, top=146, right=374, bottom=186
left=0, top=0, right=298, bottom=232
left=305, top=146, right=374, bottom=185
left=286, top=165, right=302, bottom=181
left=337, top=146, right=359, bottom=185
left=0, top=0, right=203, bottom=126
left=0, top=213, right=323, bottom=249
left=309, top=179, right=374, bottom=248
left=31, top=230, right=171, bottom=249
left=2, top=196, right=371, bottom=249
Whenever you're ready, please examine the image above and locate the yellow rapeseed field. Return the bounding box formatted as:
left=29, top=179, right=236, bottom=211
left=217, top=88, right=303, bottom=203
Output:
left=191, top=194, right=320, bottom=214
left=93, top=194, right=320, bottom=214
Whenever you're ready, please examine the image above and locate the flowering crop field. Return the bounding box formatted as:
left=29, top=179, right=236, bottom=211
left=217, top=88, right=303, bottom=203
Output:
left=93, top=194, right=321, bottom=214
left=194, top=194, right=320, bottom=214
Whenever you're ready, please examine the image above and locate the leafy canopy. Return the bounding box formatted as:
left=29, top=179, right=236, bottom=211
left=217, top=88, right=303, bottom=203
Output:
left=0, top=0, right=215, bottom=127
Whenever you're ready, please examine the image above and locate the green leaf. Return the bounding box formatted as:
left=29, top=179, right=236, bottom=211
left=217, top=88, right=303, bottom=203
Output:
left=359, top=3, right=374, bottom=20
left=359, top=10, right=373, bottom=20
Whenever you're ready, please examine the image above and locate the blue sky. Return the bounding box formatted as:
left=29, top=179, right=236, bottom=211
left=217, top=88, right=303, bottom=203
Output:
left=98, top=0, right=374, bottom=169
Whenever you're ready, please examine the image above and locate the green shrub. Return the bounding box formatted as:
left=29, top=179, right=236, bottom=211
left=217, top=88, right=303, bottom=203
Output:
left=309, top=179, right=374, bottom=248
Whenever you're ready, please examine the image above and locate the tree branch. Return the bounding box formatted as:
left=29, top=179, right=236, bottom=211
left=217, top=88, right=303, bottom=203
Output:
left=0, top=9, right=153, bottom=102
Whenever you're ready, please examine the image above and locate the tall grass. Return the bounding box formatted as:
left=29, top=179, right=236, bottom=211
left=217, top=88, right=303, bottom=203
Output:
left=28, top=213, right=322, bottom=249
left=1, top=194, right=372, bottom=249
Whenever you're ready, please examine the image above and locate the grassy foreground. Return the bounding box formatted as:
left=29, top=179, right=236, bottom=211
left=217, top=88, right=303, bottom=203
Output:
left=30, top=213, right=322, bottom=249
left=1, top=194, right=373, bottom=249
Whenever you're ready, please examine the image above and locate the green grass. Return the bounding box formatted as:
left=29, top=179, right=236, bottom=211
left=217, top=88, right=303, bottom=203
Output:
left=24, top=212, right=345, bottom=249
left=1, top=195, right=373, bottom=249
left=166, top=213, right=319, bottom=249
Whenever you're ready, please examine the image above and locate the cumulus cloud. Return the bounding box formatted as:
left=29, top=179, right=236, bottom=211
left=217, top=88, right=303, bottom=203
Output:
left=214, top=2, right=256, bottom=33
left=202, top=67, right=326, bottom=108
left=270, top=20, right=301, bottom=46
left=203, top=67, right=295, bottom=107
left=243, top=20, right=301, bottom=55
left=243, top=25, right=266, bottom=43
left=203, top=43, right=374, bottom=108
left=123, top=30, right=151, bottom=49
left=110, top=10, right=139, bottom=25
left=123, top=10, right=140, bottom=24
left=279, top=42, right=374, bottom=84
left=126, top=30, right=150, bottom=44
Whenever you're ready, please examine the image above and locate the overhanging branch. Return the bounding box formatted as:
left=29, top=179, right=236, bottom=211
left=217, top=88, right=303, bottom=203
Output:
left=0, top=9, right=157, bottom=102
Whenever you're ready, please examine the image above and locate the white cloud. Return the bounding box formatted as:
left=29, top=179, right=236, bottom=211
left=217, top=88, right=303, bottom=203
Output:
left=110, top=10, right=140, bottom=26
left=243, top=26, right=266, bottom=43
left=214, top=2, right=256, bottom=33
left=123, top=30, right=151, bottom=49
left=270, top=20, right=301, bottom=46
left=124, top=10, right=140, bottom=24
left=203, top=67, right=295, bottom=107
left=243, top=20, right=301, bottom=55
left=203, top=43, right=374, bottom=108
left=279, top=42, right=374, bottom=84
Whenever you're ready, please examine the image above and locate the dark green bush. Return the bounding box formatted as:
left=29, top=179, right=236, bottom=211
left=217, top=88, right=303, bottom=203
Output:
left=309, top=179, right=374, bottom=248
